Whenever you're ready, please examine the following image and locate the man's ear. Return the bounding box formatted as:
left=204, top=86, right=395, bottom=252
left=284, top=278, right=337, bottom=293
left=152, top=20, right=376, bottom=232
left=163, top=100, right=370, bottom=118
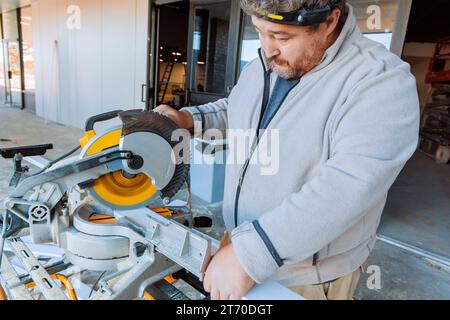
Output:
left=324, top=8, right=342, bottom=36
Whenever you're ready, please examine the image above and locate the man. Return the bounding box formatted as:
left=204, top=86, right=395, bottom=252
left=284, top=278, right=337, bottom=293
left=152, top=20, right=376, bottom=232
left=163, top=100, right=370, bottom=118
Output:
left=155, top=0, right=419, bottom=300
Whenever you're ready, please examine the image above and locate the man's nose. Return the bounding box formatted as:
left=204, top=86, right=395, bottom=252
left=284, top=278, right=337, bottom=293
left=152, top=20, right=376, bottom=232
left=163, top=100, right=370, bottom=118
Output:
left=263, top=46, right=280, bottom=59
left=262, top=41, right=280, bottom=59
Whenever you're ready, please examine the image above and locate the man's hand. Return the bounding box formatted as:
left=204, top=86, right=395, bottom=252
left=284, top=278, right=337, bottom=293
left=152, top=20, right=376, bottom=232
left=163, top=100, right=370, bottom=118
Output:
left=153, top=104, right=194, bottom=131
left=203, top=244, right=255, bottom=300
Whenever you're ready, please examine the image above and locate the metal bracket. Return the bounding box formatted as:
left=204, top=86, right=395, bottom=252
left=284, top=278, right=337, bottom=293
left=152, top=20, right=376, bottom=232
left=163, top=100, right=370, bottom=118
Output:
left=93, top=253, right=180, bottom=300
left=115, top=208, right=220, bottom=280
left=0, top=251, right=35, bottom=300
left=7, top=238, right=68, bottom=300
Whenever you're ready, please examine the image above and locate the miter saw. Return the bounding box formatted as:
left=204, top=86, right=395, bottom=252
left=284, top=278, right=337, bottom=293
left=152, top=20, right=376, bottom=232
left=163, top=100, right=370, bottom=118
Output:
left=0, top=109, right=221, bottom=300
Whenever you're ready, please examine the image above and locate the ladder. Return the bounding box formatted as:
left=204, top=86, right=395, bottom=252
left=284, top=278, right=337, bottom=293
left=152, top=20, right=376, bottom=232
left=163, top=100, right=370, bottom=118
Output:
left=159, top=58, right=175, bottom=103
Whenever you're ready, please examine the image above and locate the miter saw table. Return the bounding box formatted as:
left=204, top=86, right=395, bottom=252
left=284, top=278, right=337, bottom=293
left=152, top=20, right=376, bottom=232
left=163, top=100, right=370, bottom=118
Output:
left=0, top=110, right=302, bottom=300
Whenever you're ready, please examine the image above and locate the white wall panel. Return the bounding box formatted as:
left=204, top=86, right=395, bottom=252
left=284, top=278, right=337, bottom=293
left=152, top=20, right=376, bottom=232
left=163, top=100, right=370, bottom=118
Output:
left=32, top=0, right=148, bottom=129
left=32, top=0, right=59, bottom=122
left=101, top=0, right=136, bottom=112
left=72, top=0, right=103, bottom=128
left=134, top=0, right=149, bottom=108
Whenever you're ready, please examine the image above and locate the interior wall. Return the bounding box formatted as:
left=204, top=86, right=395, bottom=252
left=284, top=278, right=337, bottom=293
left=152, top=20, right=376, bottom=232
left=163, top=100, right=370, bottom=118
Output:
left=402, top=42, right=437, bottom=109
left=350, top=0, right=399, bottom=33
left=31, top=0, right=148, bottom=129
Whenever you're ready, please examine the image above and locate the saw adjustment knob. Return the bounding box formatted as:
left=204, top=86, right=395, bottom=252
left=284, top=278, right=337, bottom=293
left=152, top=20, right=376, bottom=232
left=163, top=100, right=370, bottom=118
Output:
left=128, top=155, right=144, bottom=170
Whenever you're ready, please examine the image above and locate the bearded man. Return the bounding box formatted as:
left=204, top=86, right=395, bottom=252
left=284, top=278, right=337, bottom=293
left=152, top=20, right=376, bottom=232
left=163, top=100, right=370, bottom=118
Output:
left=155, top=0, right=419, bottom=300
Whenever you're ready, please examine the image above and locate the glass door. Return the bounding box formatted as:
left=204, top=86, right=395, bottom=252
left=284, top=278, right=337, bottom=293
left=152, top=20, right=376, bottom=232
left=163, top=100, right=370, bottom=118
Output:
left=0, top=40, right=8, bottom=104
left=5, top=40, right=22, bottom=107
left=238, top=14, right=260, bottom=76
left=186, top=0, right=233, bottom=105
left=2, top=40, right=13, bottom=105
left=20, top=6, right=36, bottom=112
left=1, top=9, right=23, bottom=108
left=154, top=1, right=190, bottom=108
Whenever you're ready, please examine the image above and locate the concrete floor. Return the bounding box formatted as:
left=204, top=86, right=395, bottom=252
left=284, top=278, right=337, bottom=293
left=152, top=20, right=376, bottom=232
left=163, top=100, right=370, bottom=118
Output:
left=354, top=240, right=450, bottom=300
left=379, top=152, right=450, bottom=259
left=0, top=106, right=83, bottom=210
left=1, top=106, right=449, bottom=300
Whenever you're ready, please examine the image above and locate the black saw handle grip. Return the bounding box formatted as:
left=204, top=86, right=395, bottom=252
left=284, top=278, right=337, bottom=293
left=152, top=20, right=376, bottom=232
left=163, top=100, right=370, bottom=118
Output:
left=0, top=144, right=53, bottom=159
left=85, top=110, right=123, bottom=132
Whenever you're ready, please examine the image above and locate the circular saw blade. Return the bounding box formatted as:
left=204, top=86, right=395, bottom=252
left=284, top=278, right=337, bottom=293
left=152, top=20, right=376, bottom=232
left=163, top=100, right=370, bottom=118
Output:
left=90, top=170, right=158, bottom=209
left=78, top=125, right=160, bottom=210
left=83, top=110, right=190, bottom=210
left=118, top=110, right=190, bottom=201
left=120, top=131, right=176, bottom=190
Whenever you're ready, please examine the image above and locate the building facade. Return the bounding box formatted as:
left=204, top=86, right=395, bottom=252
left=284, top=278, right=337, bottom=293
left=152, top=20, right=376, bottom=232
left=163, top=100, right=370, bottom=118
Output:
left=0, top=0, right=410, bottom=129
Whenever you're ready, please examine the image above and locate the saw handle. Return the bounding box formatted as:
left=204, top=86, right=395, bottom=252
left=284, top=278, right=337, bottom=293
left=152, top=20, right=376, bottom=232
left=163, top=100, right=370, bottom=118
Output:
left=85, top=110, right=123, bottom=132
left=0, top=144, right=53, bottom=159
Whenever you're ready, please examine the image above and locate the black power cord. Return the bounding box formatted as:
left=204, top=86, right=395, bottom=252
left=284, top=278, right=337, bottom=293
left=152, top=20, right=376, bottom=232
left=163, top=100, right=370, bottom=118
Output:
left=0, top=212, right=7, bottom=271
left=31, top=145, right=81, bottom=177
left=88, top=271, right=107, bottom=299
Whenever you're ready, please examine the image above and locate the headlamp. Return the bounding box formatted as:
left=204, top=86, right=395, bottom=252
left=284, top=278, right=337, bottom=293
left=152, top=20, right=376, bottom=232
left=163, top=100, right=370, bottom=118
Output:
left=254, top=0, right=344, bottom=27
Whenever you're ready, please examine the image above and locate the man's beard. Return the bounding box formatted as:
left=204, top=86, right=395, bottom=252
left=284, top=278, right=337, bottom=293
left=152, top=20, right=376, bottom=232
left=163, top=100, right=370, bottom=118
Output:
left=266, top=39, right=328, bottom=80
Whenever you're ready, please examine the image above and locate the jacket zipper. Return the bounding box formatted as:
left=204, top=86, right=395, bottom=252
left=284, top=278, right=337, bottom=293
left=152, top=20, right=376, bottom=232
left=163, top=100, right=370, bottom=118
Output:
left=233, top=49, right=271, bottom=227
left=233, top=49, right=302, bottom=228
